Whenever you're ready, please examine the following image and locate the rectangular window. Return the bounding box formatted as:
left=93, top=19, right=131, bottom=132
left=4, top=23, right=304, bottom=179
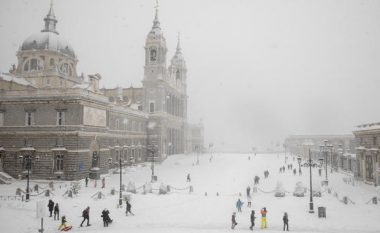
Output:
left=57, top=111, right=65, bottom=126
left=373, top=137, right=377, bottom=146
left=0, top=112, right=4, bottom=126
left=55, top=154, right=64, bottom=171
left=149, top=102, right=155, bottom=113
left=25, top=112, right=34, bottom=126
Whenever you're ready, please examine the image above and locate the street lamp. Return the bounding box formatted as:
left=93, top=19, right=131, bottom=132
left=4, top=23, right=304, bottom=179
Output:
left=302, top=140, right=322, bottom=213
left=147, top=144, right=158, bottom=182
left=19, top=153, right=39, bottom=201
left=118, top=149, right=123, bottom=206
left=283, top=144, right=287, bottom=164
left=320, top=140, right=333, bottom=185
left=297, top=156, right=302, bottom=175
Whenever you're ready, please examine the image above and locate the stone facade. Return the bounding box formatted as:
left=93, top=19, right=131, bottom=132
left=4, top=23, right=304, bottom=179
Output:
left=353, top=123, right=380, bottom=186
left=0, top=3, right=203, bottom=180
left=284, top=134, right=356, bottom=170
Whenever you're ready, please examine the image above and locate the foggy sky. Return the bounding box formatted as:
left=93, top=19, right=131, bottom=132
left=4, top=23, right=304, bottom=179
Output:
left=1, top=0, right=380, bottom=151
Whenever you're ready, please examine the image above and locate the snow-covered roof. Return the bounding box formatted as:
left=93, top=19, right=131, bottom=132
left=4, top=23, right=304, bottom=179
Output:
left=21, top=31, right=75, bottom=58
left=354, top=122, right=380, bottom=132
left=0, top=72, right=35, bottom=87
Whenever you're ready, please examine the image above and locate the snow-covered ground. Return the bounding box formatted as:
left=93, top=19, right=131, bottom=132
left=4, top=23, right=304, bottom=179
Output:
left=0, top=153, right=380, bottom=233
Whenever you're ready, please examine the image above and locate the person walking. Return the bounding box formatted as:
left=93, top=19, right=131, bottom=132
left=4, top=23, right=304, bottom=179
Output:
left=247, top=194, right=252, bottom=208
left=101, top=177, right=105, bottom=189
left=246, top=186, right=251, bottom=197
left=126, top=200, right=134, bottom=216
left=186, top=173, right=191, bottom=182
left=80, top=206, right=90, bottom=227
left=48, top=200, right=54, bottom=217
left=260, top=207, right=268, bottom=229
left=283, top=212, right=289, bottom=231
left=236, top=198, right=244, bottom=212
left=231, top=212, right=238, bottom=229
left=54, top=203, right=59, bottom=220
left=249, top=210, right=256, bottom=230
left=85, top=176, right=88, bottom=187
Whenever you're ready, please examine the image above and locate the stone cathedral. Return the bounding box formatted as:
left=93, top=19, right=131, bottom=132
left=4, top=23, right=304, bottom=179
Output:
left=0, top=3, right=204, bottom=181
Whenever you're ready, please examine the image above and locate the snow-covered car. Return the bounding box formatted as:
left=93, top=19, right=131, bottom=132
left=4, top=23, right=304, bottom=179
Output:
left=274, top=181, right=285, bottom=197
left=293, top=182, right=306, bottom=197
left=312, top=184, right=322, bottom=197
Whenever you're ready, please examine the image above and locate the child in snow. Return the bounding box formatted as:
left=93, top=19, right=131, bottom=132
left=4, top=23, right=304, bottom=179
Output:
left=58, top=216, right=67, bottom=230
left=260, top=207, right=267, bottom=229
left=283, top=212, right=289, bottom=231
left=247, top=195, right=252, bottom=208
left=236, top=198, right=244, bottom=212
left=231, top=212, right=237, bottom=229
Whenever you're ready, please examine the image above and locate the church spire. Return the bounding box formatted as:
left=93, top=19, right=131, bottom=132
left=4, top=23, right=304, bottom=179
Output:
left=152, top=0, right=160, bottom=29
left=176, top=32, right=182, bottom=54
left=41, top=0, right=58, bottom=34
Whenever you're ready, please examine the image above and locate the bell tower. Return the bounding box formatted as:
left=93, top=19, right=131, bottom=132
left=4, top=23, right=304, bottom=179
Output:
left=143, top=2, right=167, bottom=81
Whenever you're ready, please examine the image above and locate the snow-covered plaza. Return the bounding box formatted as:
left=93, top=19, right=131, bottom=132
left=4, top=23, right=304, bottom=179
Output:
left=0, top=153, right=380, bottom=233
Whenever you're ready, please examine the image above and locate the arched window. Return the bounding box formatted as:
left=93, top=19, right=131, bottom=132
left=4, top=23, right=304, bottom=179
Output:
left=59, top=63, right=74, bottom=77
left=150, top=48, right=157, bottom=62
left=176, top=70, right=181, bottom=80
left=23, top=58, right=43, bottom=72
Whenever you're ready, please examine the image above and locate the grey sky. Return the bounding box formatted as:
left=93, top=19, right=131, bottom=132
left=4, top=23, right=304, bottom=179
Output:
left=1, top=0, right=380, bottom=151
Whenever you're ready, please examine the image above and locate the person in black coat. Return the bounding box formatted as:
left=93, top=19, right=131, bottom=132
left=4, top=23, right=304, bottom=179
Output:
left=231, top=212, right=237, bottom=229
left=80, top=206, right=90, bottom=227
left=126, top=201, right=134, bottom=216
left=249, top=210, right=256, bottom=230
left=101, top=209, right=112, bottom=227
left=48, top=200, right=54, bottom=217
left=283, top=212, right=289, bottom=231
left=54, top=203, right=59, bottom=220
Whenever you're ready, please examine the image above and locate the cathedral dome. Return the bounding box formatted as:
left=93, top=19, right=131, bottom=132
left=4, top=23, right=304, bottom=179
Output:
left=21, top=31, right=76, bottom=58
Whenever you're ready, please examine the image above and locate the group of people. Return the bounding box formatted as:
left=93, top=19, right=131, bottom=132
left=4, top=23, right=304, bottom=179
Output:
left=48, top=199, right=60, bottom=220
left=232, top=206, right=289, bottom=231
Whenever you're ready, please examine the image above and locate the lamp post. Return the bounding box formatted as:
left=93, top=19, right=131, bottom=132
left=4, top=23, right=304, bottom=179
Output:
left=19, top=153, right=39, bottom=201
left=297, top=156, right=302, bottom=175
left=283, top=144, right=287, bottom=164
left=118, top=150, right=123, bottom=206
left=320, top=140, right=333, bottom=186
left=147, top=144, right=158, bottom=182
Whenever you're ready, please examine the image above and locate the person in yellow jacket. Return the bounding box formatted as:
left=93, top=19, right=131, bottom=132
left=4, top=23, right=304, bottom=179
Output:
left=260, top=207, right=268, bottom=229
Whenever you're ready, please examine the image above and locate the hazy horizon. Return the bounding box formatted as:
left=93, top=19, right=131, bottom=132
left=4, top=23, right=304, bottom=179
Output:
left=1, top=0, right=380, bottom=151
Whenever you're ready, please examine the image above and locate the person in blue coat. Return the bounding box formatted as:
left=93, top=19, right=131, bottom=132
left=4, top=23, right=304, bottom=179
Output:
left=236, top=198, right=244, bottom=212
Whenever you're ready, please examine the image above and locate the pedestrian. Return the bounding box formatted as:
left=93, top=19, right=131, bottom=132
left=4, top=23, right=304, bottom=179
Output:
left=126, top=200, right=134, bottom=216
left=85, top=176, right=88, bottom=187
left=48, top=199, right=54, bottom=217
left=293, top=169, right=296, bottom=175
left=80, top=206, right=90, bottom=227
left=246, top=186, right=251, bottom=197
left=101, top=208, right=112, bottom=227
left=247, top=194, right=252, bottom=208
left=249, top=210, right=256, bottom=230
left=283, top=212, right=289, bottom=231
left=260, top=207, right=267, bottom=229
left=187, top=173, right=191, bottom=182
left=236, top=198, right=244, bottom=212
left=254, top=176, right=260, bottom=185
left=94, top=179, right=97, bottom=188
left=54, top=203, right=59, bottom=220
left=101, top=177, right=105, bottom=189
left=231, top=212, right=238, bottom=229
left=58, top=216, right=67, bottom=230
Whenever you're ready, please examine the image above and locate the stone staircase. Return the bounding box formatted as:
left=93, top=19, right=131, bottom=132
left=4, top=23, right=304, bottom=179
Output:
left=0, top=172, right=13, bottom=184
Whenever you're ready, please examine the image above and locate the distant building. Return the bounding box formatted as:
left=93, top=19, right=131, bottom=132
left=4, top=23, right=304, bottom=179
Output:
left=284, top=134, right=356, bottom=171
left=0, top=3, right=203, bottom=180
left=353, top=122, right=380, bottom=186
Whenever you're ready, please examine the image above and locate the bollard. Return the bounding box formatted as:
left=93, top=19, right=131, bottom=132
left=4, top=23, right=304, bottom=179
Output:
left=97, top=192, right=103, bottom=199
left=189, top=186, right=193, bottom=193
left=343, top=196, right=348, bottom=204
left=16, top=188, right=21, bottom=196
left=110, top=188, right=115, bottom=195
left=216, top=192, right=219, bottom=196
left=372, top=197, right=378, bottom=205
left=205, top=192, right=207, bottom=196
left=34, top=184, right=39, bottom=192
left=68, top=190, right=73, bottom=198
left=45, top=190, right=50, bottom=197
